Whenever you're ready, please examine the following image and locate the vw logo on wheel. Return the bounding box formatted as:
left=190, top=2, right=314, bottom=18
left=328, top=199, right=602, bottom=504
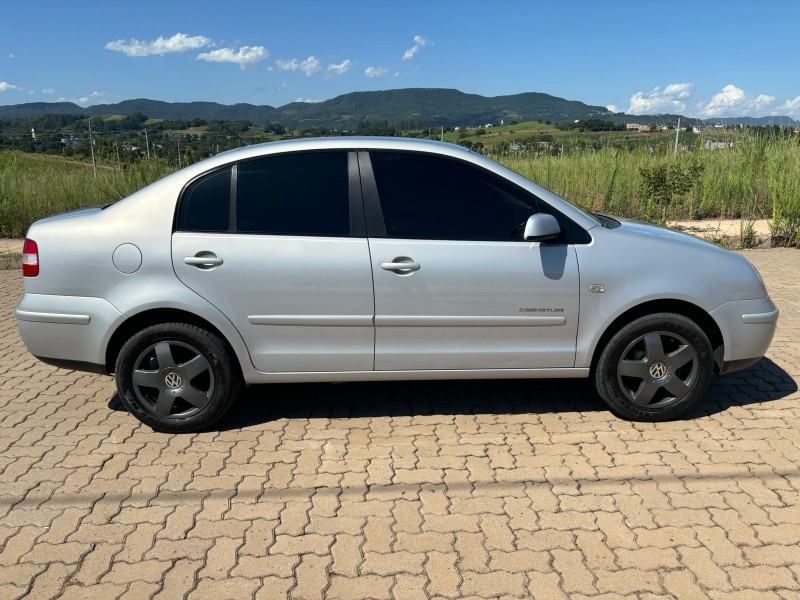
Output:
left=164, top=372, right=183, bottom=389
left=649, top=363, right=667, bottom=379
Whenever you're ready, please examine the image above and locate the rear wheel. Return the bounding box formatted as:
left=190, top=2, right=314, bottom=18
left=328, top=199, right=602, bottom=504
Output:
left=115, top=323, right=241, bottom=433
left=594, top=313, right=714, bottom=421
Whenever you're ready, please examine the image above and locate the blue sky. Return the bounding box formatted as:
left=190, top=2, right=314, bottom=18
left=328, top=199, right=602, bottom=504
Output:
left=2, top=0, right=799, bottom=118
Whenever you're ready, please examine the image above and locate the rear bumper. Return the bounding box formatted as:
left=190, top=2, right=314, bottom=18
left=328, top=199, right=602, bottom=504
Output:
left=16, top=293, right=125, bottom=371
left=710, top=298, right=779, bottom=370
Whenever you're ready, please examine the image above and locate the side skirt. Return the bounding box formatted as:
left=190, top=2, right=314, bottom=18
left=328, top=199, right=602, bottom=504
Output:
left=244, top=368, right=590, bottom=384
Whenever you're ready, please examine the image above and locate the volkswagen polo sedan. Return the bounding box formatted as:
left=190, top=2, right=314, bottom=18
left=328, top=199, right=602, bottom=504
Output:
left=16, top=138, right=779, bottom=432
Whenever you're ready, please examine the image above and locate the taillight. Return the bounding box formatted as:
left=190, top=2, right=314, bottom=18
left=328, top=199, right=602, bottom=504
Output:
left=22, top=238, right=39, bottom=277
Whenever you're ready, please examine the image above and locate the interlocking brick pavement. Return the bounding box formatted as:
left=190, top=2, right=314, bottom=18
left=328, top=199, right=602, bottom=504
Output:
left=0, top=249, right=798, bottom=599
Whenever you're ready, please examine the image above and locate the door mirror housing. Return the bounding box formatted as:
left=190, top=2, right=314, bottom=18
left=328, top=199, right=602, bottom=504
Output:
left=523, top=213, right=561, bottom=242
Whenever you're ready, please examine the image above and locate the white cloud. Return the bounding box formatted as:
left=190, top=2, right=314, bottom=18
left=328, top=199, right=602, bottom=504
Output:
left=77, top=91, right=111, bottom=105
left=0, top=81, right=19, bottom=92
left=8, top=53, right=14, bottom=59
left=663, top=83, right=694, bottom=99
left=197, top=45, right=268, bottom=69
left=276, top=56, right=323, bottom=76
left=624, top=82, right=798, bottom=118
left=295, top=97, right=322, bottom=103
left=276, top=82, right=287, bottom=91
left=365, top=66, right=390, bottom=78
left=402, top=35, right=430, bottom=61
left=606, top=104, right=619, bottom=113
left=105, top=33, right=213, bottom=57
left=327, top=59, right=353, bottom=76
left=627, top=82, right=694, bottom=114
left=782, top=96, right=800, bottom=115
left=699, top=84, right=779, bottom=118
left=42, top=88, right=55, bottom=94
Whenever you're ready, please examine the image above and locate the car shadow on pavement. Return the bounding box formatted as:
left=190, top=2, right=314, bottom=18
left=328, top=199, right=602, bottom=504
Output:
left=106, top=357, right=796, bottom=430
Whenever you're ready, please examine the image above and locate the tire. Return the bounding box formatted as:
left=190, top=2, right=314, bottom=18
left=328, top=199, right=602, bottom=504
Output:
left=115, top=323, right=241, bottom=433
left=593, top=312, right=714, bottom=422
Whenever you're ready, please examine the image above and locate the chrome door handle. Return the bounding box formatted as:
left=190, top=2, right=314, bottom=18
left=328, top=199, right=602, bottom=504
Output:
left=380, top=260, right=420, bottom=272
left=184, top=255, right=223, bottom=267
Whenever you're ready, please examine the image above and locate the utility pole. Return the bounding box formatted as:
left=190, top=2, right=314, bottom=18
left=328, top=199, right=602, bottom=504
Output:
left=441, top=126, right=444, bottom=141
left=674, top=117, right=681, bottom=156
left=177, top=138, right=182, bottom=168
left=87, top=119, right=97, bottom=179
left=145, top=128, right=151, bottom=159
left=114, top=137, right=121, bottom=171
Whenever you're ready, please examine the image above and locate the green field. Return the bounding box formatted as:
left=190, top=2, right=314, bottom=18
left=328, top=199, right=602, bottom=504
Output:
left=1, top=131, right=798, bottom=245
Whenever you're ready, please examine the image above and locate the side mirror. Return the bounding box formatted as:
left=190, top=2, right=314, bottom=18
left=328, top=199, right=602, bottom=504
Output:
left=523, top=213, right=561, bottom=242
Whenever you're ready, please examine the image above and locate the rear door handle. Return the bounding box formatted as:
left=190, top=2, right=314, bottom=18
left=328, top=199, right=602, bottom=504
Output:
left=184, top=254, right=223, bottom=268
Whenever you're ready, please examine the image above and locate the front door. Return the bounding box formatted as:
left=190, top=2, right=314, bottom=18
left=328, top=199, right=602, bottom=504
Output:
left=363, top=150, right=581, bottom=371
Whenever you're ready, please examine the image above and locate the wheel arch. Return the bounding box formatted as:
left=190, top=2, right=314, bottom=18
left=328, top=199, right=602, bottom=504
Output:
left=105, top=308, right=241, bottom=375
left=589, top=299, right=724, bottom=374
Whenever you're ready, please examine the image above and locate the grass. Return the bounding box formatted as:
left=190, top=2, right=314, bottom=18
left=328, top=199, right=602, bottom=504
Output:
left=1, top=130, right=798, bottom=245
left=496, top=135, right=800, bottom=227
left=0, top=152, right=173, bottom=238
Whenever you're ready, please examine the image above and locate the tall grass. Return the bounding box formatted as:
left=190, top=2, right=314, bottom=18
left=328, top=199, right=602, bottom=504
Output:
left=498, top=136, right=800, bottom=228
left=0, top=153, right=173, bottom=238
left=1, top=134, right=799, bottom=245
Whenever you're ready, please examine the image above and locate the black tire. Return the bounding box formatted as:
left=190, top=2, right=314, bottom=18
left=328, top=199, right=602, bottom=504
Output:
left=594, top=312, right=714, bottom=422
left=115, top=323, right=241, bottom=433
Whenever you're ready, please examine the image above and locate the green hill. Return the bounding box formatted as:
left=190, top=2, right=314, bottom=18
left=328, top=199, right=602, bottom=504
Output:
left=0, top=88, right=703, bottom=128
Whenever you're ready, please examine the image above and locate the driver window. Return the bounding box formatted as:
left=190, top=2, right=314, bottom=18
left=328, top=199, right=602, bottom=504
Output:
left=370, top=151, right=538, bottom=241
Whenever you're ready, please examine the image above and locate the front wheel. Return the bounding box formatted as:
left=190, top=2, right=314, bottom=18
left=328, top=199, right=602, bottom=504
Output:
left=115, top=323, right=241, bottom=433
left=593, top=313, right=714, bottom=421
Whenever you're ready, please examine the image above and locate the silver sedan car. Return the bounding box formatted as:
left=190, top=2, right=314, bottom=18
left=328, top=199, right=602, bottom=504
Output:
left=16, top=138, right=779, bottom=432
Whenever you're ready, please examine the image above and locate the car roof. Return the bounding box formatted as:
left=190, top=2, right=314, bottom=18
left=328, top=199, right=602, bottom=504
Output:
left=214, top=136, right=472, bottom=161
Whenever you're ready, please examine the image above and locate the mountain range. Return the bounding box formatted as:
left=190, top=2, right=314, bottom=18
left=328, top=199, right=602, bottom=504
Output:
left=0, top=88, right=795, bottom=128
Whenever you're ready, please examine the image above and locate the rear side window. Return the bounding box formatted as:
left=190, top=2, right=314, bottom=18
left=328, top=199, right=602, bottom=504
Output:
left=237, top=151, right=349, bottom=236
left=178, top=167, right=231, bottom=232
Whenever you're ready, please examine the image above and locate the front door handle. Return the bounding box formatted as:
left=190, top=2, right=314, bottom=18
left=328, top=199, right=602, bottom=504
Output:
left=184, top=253, right=223, bottom=268
left=380, top=258, right=420, bottom=273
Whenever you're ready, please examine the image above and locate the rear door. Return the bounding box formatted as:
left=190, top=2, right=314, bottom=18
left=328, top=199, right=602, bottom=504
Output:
left=362, top=150, right=582, bottom=371
left=172, top=150, right=375, bottom=373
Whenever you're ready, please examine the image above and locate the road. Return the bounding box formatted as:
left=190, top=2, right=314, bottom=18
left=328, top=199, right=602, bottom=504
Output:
left=0, top=249, right=798, bottom=599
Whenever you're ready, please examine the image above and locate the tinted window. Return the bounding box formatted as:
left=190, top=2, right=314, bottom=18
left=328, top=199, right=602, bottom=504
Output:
left=370, top=151, right=539, bottom=241
left=237, top=152, right=349, bottom=236
left=178, top=167, right=231, bottom=232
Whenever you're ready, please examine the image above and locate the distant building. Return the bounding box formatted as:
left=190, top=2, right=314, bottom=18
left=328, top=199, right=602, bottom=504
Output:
left=704, top=141, right=734, bottom=150
left=625, top=123, right=653, bottom=132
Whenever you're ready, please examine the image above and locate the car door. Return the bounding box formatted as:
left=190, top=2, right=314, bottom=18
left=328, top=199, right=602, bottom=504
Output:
left=172, top=150, right=375, bottom=373
left=361, top=150, right=582, bottom=371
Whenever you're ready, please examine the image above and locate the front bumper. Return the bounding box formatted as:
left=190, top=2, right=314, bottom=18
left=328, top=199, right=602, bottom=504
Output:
left=16, top=293, right=125, bottom=370
left=710, top=297, right=779, bottom=373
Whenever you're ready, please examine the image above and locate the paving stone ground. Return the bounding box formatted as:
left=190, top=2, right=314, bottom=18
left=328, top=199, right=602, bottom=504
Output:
left=0, top=249, right=798, bottom=600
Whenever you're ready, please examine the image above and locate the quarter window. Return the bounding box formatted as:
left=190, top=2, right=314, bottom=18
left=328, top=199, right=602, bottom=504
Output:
left=237, top=151, right=349, bottom=236
left=178, top=167, right=231, bottom=232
